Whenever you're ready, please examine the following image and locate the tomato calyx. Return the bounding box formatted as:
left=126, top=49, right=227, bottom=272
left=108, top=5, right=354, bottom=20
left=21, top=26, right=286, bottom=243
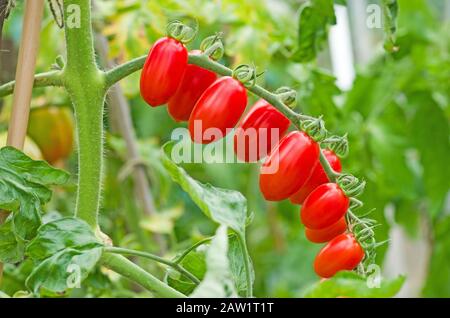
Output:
left=200, top=33, right=225, bottom=60
left=232, top=64, right=257, bottom=88
left=275, top=86, right=297, bottom=108
left=166, top=20, right=197, bottom=44
left=322, top=133, right=349, bottom=157
left=300, top=115, right=327, bottom=142
left=337, top=173, right=366, bottom=197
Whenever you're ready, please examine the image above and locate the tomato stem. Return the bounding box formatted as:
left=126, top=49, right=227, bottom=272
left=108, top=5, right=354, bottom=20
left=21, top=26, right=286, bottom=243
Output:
left=0, top=70, right=62, bottom=98
left=104, top=247, right=200, bottom=285
left=200, top=34, right=224, bottom=60
left=101, top=253, right=187, bottom=298
left=62, top=0, right=106, bottom=229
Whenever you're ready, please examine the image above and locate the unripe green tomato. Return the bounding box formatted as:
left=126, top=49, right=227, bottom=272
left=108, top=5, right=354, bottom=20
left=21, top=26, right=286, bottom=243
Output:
left=0, top=132, right=43, bottom=160
left=27, top=106, right=74, bottom=164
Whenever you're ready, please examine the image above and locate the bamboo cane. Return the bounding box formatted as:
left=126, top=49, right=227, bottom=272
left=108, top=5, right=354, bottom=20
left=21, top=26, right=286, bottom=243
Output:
left=0, top=0, right=45, bottom=285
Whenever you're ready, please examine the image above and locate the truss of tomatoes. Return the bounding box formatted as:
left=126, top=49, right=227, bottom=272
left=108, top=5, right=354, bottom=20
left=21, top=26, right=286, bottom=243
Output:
left=140, top=36, right=365, bottom=279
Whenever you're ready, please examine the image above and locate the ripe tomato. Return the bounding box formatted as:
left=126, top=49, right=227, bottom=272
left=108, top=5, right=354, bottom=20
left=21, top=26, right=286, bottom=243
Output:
left=314, top=233, right=364, bottom=278
left=305, top=217, right=347, bottom=243
left=188, top=76, right=247, bottom=144
left=290, top=149, right=342, bottom=204
left=259, top=131, right=320, bottom=201
left=301, top=183, right=349, bottom=229
left=140, top=37, right=188, bottom=107
left=27, top=107, right=74, bottom=164
left=233, top=99, right=290, bottom=162
left=168, top=50, right=217, bottom=122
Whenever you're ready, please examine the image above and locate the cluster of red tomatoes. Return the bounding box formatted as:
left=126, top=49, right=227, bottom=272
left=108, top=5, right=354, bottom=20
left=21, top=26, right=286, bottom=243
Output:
left=140, top=35, right=365, bottom=279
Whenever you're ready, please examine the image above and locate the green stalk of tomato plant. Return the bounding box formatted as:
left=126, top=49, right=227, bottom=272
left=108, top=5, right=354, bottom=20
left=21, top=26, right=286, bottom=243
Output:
left=59, top=1, right=186, bottom=296
left=61, top=0, right=106, bottom=229
left=101, top=253, right=186, bottom=298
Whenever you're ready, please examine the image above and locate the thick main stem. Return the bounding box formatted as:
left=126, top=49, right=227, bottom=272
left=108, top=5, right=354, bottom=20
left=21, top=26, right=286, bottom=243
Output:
left=62, top=0, right=105, bottom=228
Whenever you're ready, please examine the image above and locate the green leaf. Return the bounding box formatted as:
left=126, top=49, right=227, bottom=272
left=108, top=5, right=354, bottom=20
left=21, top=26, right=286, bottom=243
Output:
left=291, top=66, right=341, bottom=124
left=368, top=112, right=416, bottom=199
left=303, top=272, right=405, bottom=297
left=0, top=218, right=24, bottom=263
left=191, top=226, right=237, bottom=298
left=161, top=141, right=254, bottom=296
left=167, top=249, right=207, bottom=295
left=161, top=141, right=247, bottom=238
left=293, top=0, right=336, bottom=63
left=228, top=236, right=255, bottom=296
left=411, top=94, right=450, bottom=218
left=26, top=217, right=102, bottom=260
left=382, top=0, right=399, bottom=52
left=26, top=247, right=103, bottom=296
left=0, top=146, right=70, bottom=263
left=423, top=216, right=450, bottom=297
left=25, top=218, right=102, bottom=296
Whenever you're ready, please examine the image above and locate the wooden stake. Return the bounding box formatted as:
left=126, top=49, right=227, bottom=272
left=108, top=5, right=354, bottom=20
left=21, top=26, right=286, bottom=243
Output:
left=0, top=0, right=45, bottom=284
left=6, top=0, right=45, bottom=148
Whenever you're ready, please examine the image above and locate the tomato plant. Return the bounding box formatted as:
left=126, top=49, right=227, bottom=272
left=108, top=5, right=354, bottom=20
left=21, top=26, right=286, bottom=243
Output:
left=3, top=0, right=446, bottom=300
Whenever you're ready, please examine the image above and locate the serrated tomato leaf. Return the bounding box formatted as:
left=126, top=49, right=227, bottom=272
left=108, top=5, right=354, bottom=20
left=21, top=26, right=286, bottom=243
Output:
left=26, top=247, right=103, bottom=296
left=26, top=217, right=102, bottom=260
left=303, top=272, right=405, bottom=297
left=25, top=218, right=103, bottom=296
left=0, top=218, right=24, bottom=263
left=161, top=141, right=247, bottom=238
left=0, top=146, right=70, bottom=263
left=162, top=141, right=254, bottom=297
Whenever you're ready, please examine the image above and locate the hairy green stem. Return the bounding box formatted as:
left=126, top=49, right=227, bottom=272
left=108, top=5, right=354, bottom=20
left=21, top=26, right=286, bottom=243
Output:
left=62, top=0, right=105, bottom=228
left=105, top=247, right=200, bottom=284
left=0, top=70, right=62, bottom=98
left=104, top=55, right=146, bottom=88
left=101, top=253, right=186, bottom=298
